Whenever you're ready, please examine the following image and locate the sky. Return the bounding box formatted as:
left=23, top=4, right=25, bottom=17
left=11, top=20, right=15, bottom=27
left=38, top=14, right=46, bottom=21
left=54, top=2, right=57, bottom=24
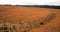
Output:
left=0, top=0, right=60, bottom=6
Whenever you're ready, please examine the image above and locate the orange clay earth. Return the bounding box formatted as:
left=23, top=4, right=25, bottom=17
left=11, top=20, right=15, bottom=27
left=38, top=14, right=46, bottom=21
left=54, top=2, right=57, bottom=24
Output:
left=0, top=6, right=60, bottom=32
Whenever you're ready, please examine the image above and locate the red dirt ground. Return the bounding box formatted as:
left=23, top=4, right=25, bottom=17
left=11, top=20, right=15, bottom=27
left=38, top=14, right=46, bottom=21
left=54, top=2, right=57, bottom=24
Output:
left=0, top=6, right=60, bottom=32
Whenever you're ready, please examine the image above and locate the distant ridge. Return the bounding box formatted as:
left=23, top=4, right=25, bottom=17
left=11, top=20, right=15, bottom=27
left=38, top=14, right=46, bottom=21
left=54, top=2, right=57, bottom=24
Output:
left=21, top=5, right=60, bottom=9
left=0, top=5, right=60, bottom=9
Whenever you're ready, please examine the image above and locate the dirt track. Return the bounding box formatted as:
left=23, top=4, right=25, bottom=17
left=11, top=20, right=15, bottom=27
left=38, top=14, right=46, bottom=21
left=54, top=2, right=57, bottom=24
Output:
left=0, top=6, right=60, bottom=32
